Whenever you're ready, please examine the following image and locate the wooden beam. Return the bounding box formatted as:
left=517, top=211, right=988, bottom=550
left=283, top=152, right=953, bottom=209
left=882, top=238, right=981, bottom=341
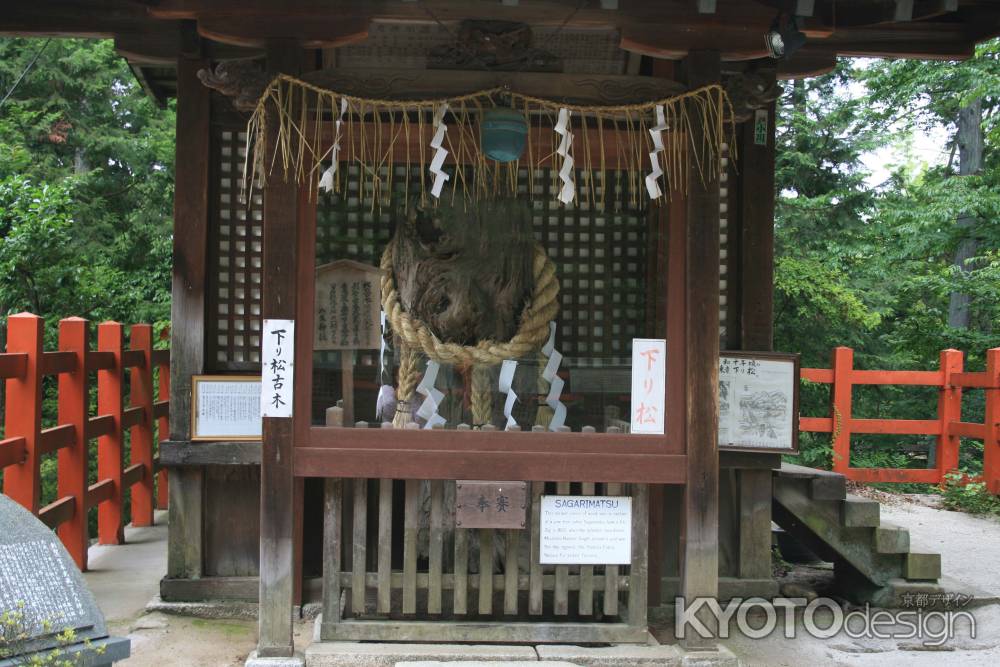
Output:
left=732, top=98, right=781, bottom=583
left=301, top=68, right=685, bottom=107
left=196, top=15, right=369, bottom=49
left=160, top=440, right=262, bottom=466
left=776, top=51, right=838, bottom=79
left=166, top=54, right=211, bottom=581
left=0, top=3, right=170, bottom=38
left=739, top=98, right=776, bottom=351
left=1, top=1, right=992, bottom=63
left=680, top=49, right=722, bottom=650
left=169, top=55, right=209, bottom=444
left=140, top=0, right=993, bottom=61
left=256, top=40, right=303, bottom=661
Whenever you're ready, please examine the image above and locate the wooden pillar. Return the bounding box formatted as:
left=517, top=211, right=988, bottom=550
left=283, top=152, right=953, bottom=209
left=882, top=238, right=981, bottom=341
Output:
left=257, top=41, right=303, bottom=660
left=736, top=93, right=779, bottom=582
left=680, top=49, right=722, bottom=649
left=166, top=53, right=210, bottom=579
left=3, top=313, right=44, bottom=514
left=830, top=347, right=854, bottom=474
left=935, top=349, right=963, bottom=478
left=97, top=321, right=125, bottom=545
left=646, top=58, right=676, bottom=608
left=739, top=99, right=776, bottom=352
left=57, top=317, right=90, bottom=570
left=156, top=333, right=171, bottom=510
left=130, top=324, right=155, bottom=527
left=982, top=349, right=1000, bottom=494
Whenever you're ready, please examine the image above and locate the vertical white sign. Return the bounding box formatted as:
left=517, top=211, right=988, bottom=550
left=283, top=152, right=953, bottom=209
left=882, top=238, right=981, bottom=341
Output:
left=630, top=338, right=666, bottom=435
left=261, top=319, right=295, bottom=418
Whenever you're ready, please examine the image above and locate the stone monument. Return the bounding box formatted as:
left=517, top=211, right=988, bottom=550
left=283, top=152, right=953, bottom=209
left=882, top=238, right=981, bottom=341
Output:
left=0, top=495, right=130, bottom=666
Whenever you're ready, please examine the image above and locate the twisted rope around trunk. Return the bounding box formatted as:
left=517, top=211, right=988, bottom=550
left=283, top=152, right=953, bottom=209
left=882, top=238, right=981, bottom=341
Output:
left=381, top=238, right=559, bottom=427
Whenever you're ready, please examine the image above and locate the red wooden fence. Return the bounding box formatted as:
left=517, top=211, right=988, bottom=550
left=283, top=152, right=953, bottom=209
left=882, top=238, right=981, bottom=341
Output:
left=0, top=313, right=170, bottom=570
left=801, top=346, right=1000, bottom=493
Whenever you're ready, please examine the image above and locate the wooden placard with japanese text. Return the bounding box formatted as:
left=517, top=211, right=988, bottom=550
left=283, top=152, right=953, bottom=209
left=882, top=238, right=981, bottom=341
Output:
left=191, top=375, right=262, bottom=441
left=718, top=351, right=800, bottom=453
left=455, top=481, right=527, bottom=530
left=314, top=259, right=382, bottom=350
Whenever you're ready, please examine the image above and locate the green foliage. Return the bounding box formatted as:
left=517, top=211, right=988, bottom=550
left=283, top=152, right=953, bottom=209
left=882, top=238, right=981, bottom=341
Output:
left=941, top=472, right=1000, bottom=515
left=776, top=45, right=1000, bottom=479
left=0, top=601, right=106, bottom=666
left=0, top=37, right=175, bottom=326
left=0, top=178, right=77, bottom=315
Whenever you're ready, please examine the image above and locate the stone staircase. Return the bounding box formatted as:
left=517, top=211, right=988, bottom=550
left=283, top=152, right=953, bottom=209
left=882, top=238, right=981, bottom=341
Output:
left=772, top=463, right=942, bottom=606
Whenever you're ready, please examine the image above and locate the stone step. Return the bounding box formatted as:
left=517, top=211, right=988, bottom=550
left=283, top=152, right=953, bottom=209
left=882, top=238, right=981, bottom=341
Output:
left=874, top=525, right=910, bottom=554
left=841, top=495, right=880, bottom=528
left=397, top=663, right=577, bottom=667
left=306, top=643, right=538, bottom=667
left=772, top=473, right=943, bottom=601
left=778, top=463, right=847, bottom=501
left=905, top=552, right=942, bottom=581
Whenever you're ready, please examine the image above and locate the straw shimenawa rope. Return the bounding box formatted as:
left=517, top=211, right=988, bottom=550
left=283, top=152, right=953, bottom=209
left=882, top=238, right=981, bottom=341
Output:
left=381, top=237, right=559, bottom=427
left=244, top=74, right=737, bottom=208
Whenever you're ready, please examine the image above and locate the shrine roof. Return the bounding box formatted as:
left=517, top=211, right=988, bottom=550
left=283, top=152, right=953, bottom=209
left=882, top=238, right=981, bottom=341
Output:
left=3, top=1, right=998, bottom=106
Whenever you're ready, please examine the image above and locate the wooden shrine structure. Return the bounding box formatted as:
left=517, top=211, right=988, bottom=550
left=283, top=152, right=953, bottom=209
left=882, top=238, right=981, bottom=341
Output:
left=3, top=1, right=999, bottom=663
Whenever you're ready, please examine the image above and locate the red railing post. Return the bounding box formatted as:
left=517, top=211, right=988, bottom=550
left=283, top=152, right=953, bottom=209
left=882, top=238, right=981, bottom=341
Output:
left=130, top=324, right=154, bottom=527
left=830, top=346, right=854, bottom=474
left=97, top=321, right=125, bottom=545
left=156, top=328, right=170, bottom=510
left=936, top=349, right=963, bottom=481
left=3, top=313, right=43, bottom=513
left=57, top=317, right=90, bottom=570
left=984, top=348, right=1000, bottom=495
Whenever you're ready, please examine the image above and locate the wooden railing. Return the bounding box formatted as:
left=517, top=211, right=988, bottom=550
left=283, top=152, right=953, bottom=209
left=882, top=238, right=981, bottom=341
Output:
left=0, top=313, right=170, bottom=570
left=800, top=346, right=1000, bottom=493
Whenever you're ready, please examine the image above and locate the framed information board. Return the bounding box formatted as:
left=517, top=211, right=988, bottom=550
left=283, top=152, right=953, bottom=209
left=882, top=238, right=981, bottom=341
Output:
left=718, top=352, right=799, bottom=454
left=191, top=375, right=262, bottom=441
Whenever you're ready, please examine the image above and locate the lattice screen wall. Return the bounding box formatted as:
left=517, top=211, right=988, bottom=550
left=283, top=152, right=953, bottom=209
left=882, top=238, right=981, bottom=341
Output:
left=720, top=145, right=731, bottom=345
left=207, top=128, right=264, bottom=371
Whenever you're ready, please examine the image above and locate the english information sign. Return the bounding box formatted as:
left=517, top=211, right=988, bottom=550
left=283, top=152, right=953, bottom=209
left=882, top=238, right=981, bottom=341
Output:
left=539, top=495, right=632, bottom=565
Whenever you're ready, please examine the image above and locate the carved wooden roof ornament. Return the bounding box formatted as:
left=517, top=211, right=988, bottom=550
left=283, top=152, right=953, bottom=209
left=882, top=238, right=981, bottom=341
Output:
left=724, top=66, right=783, bottom=123
left=197, top=59, right=269, bottom=112
left=427, top=20, right=561, bottom=73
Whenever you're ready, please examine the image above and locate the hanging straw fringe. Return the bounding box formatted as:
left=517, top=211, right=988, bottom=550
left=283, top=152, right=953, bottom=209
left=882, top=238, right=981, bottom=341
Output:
left=244, top=74, right=737, bottom=208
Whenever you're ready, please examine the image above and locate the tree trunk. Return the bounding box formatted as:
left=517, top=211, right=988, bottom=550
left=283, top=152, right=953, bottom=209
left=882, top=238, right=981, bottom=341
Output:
left=947, top=98, right=983, bottom=330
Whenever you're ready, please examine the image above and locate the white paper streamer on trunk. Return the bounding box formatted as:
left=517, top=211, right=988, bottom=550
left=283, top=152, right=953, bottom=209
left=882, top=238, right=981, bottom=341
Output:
left=498, top=359, right=519, bottom=430
left=540, top=322, right=567, bottom=431
left=554, top=108, right=576, bottom=205
left=645, top=104, right=668, bottom=199
left=429, top=103, right=450, bottom=198
left=318, top=97, right=349, bottom=193
left=375, top=311, right=396, bottom=421
left=415, top=359, right=446, bottom=429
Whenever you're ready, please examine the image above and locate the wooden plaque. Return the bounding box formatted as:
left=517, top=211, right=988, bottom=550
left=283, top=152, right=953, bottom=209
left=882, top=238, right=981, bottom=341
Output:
left=314, top=259, right=382, bottom=350
left=191, top=375, right=262, bottom=441
left=718, top=351, right=800, bottom=454
left=455, top=481, right=527, bottom=529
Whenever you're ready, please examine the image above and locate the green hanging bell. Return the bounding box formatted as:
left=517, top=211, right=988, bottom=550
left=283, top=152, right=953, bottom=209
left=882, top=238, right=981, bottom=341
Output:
left=481, top=108, right=528, bottom=163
